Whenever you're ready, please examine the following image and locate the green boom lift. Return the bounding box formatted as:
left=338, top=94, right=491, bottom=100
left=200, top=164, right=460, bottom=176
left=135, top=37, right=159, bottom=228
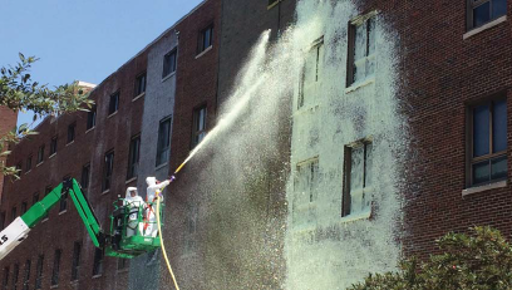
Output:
left=0, top=178, right=164, bottom=260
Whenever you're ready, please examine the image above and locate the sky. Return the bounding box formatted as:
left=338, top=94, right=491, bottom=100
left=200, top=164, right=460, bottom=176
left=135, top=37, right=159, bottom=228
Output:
left=0, top=0, right=204, bottom=127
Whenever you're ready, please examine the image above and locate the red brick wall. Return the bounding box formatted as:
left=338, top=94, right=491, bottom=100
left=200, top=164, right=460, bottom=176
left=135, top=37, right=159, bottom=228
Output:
left=0, top=50, right=147, bottom=290
left=0, top=106, right=17, bottom=205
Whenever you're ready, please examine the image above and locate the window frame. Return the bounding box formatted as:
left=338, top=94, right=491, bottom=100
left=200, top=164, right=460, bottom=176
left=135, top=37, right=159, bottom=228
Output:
left=2, top=266, right=9, bottom=290
left=50, top=136, right=58, bottom=156
left=12, top=263, right=18, bottom=290
left=197, top=24, right=214, bottom=54
left=92, top=248, right=104, bottom=277
left=34, top=255, right=43, bottom=290
left=191, top=105, right=207, bottom=149
left=466, top=0, right=508, bottom=31
left=22, top=260, right=30, bottom=290
left=342, top=139, right=373, bottom=218
left=298, top=36, right=324, bottom=110
left=86, top=106, right=97, bottom=130
left=108, top=91, right=120, bottom=116
left=162, top=48, right=178, bottom=78
left=134, top=72, right=147, bottom=97
left=51, top=249, right=61, bottom=286
left=346, top=12, right=377, bottom=88
left=127, top=135, right=141, bottom=179
left=466, top=94, right=508, bottom=187
left=37, top=145, right=45, bottom=164
left=67, top=122, right=76, bottom=144
left=102, top=150, right=115, bottom=192
left=70, top=241, right=81, bottom=282
left=81, top=163, right=90, bottom=190
left=25, top=156, right=32, bottom=173
left=156, top=118, right=172, bottom=167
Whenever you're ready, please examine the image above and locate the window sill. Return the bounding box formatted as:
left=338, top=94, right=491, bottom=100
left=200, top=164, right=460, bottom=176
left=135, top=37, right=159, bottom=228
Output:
left=25, top=170, right=31, bottom=175
left=92, top=274, right=102, bottom=279
left=462, top=180, right=507, bottom=197
left=267, top=0, right=282, bottom=10
left=340, top=211, right=371, bottom=223
left=125, top=177, right=137, bottom=184
left=36, top=162, right=44, bottom=167
left=42, top=217, right=49, bottom=223
left=294, top=104, right=320, bottom=116
left=107, top=111, right=118, bottom=119
left=49, top=153, right=57, bottom=159
left=66, top=141, right=75, bottom=147
left=70, top=280, right=79, bottom=285
left=155, top=163, right=168, bottom=171
left=50, top=284, right=59, bottom=289
left=195, top=45, right=213, bottom=59
left=162, top=72, right=176, bottom=83
left=117, top=268, right=130, bottom=274
left=85, top=127, right=95, bottom=134
left=102, top=189, right=110, bottom=195
left=463, top=16, right=507, bottom=40
left=132, top=92, right=145, bottom=102
left=58, top=210, right=67, bottom=216
left=345, top=77, right=375, bottom=94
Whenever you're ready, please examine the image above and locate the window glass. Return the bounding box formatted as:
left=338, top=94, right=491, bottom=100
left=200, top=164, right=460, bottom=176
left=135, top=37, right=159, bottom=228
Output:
left=493, top=0, right=507, bottom=18
left=493, top=99, right=507, bottom=152
left=473, top=104, right=490, bottom=157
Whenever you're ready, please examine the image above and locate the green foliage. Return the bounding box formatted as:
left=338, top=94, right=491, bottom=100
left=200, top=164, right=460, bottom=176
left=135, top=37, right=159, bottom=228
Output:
left=347, top=227, right=512, bottom=290
left=0, top=53, right=94, bottom=177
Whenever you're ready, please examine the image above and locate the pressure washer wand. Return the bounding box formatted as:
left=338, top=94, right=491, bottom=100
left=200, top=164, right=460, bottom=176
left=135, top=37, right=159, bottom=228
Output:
left=174, top=162, right=186, bottom=175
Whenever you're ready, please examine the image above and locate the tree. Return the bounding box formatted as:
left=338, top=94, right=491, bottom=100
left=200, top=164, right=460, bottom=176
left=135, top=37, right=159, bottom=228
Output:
left=347, top=226, right=512, bottom=290
left=0, top=53, right=94, bottom=177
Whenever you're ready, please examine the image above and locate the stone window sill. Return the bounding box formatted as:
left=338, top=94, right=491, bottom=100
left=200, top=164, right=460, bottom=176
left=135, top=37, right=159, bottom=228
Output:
left=267, top=0, right=282, bottom=10
left=25, top=170, right=31, bottom=175
left=345, top=77, right=375, bottom=94
left=85, top=127, right=95, bottom=134
left=58, top=209, right=67, bottom=216
left=132, top=92, right=145, bottom=102
left=107, top=111, right=118, bottom=119
left=42, top=217, right=49, bottom=223
left=36, top=162, right=44, bottom=167
left=340, top=211, right=371, bottom=223
left=102, top=189, right=110, bottom=195
left=462, top=180, right=507, bottom=197
left=50, top=284, right=59, bottom=289
left=195, top=45, right=212, bottom=59
left=125, top=177, right=137, bottom=184
left=66, top=141, right=75, bottom=147
left=463, top=16, right=507, bottom=40
left=49, top=153, right=57, bottom=159
left=162, top=72, right=176, bottom=83
left=92, top=274, right=102, bottom=279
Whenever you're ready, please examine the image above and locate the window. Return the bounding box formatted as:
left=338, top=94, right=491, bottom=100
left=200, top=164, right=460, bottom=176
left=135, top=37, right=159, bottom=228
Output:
left=12, top=264, right=18, bottom=290
left=67, top=123, right=76, bottom=144
left=32, top=193, right=39, bottom=206
left=11, top=207, right=16, bottom=222
left=108, top=92, right=119, bottom=115
left=127, top=135, right=140, bottom=179
left=2, top=267, right=9, bottom=290
left=134, top=73, right=146, bottom=97
left=295, top=158, right=320, bottom=202
left=21, top=202, right=27, bottom=215
left=50, top=136, right=57, bottom=156
left=467, top=0, right=507, bottom=30
left=347, top=14, right=376, bottom=87
left=156, top=118, right=171, bottom=166
left=59, top=180, right=68, bottom=213
left=92, top=248, right=104, bottom=276
left=162, top=49, right=177, bottom=78
left=37, top=145, right=44, bottom=164
left=51, top=249, right=61, bottom=286
left=342, top=141, right=373, bottom=217
left=468, top=98, right=507, bottom=187
left=102, top=150, right=115, bottom=192
left=298, top=37, right=324, bottom=109
left=71, top=242, right=81, bottom=281
left=268, top=0, right=280, bottom=6
left=87, top=106, right=97, bottom=130
left=15, top=163, right=22, bottom=175
left=22, top=260, right=30, bottom=290
left=25, top=156, right=32, bottom=172
left=81, top=163, right=90, bottom=190
left=198, top=24, right=213, bottom=54
left=35, top=255, right=43, bottom=290
left=192, top=106, right=207, bottom=148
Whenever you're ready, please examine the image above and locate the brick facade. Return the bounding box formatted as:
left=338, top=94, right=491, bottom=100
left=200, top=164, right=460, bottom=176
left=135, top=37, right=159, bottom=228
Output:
left=0, top=106, right=17, bottom=204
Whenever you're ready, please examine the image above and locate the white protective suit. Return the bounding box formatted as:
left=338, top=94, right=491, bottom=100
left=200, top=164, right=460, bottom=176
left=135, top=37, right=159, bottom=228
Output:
left=123, top=187, right=145, bottom=237
left=144, top=177, right=172, bottom=237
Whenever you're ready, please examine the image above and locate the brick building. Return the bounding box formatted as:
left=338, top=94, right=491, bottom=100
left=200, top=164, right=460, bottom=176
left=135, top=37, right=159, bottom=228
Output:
left=0, top=106, right=17, bottom=203
left=1, top=0, right=512, bottom=289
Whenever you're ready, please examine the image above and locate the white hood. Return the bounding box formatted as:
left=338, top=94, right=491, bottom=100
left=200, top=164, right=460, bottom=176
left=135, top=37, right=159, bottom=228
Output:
left=146, top=177, right=157, bottom=187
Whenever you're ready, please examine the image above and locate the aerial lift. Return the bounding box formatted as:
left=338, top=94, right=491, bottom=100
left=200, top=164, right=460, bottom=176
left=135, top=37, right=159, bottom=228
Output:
left=0, top=178, right=163, bottom=260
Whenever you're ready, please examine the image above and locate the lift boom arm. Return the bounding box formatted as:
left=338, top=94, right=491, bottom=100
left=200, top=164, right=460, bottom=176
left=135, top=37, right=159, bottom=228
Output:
left=0, top=178, right=103, bottom=260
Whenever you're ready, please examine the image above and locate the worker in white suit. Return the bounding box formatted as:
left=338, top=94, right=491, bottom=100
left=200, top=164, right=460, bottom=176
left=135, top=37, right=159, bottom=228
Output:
left=144, top=176, right=175, bottom=237
left=123, top=187, right=146, bottom=237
